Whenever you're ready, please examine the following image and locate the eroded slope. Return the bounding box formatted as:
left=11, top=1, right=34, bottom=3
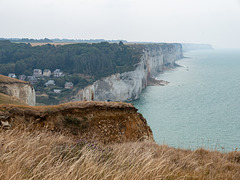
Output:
left=0, top=101, right=153, bottom=144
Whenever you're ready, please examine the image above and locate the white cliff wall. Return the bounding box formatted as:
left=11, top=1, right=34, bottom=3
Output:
left=0, top=83, right=36, bottom=106
left=72, top=43, right=183, bottom=102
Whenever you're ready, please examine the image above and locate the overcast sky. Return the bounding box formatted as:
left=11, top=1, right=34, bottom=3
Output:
left=0, top=0, right=240, bottom=48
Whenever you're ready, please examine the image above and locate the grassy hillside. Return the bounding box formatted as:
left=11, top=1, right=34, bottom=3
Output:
left=0, top=40, right=141, bottom=79
left=0, top=102, right=239, bottom=179
left=0, top=92, right=27, bottom=105
left=0, top=129, right=239, bottom=179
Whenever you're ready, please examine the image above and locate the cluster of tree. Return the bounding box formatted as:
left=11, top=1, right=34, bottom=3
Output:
left=0, top=40, right=141, bottom=80
left=0, top=38, right=52, bottom=43
left=0, top=38, right=128, bottom=44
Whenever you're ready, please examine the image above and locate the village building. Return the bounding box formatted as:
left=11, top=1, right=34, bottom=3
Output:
left=43, top=69, right=51, bottom=77
left=8, top=73, right=16, bottom=79
left=45, top=80, right=55, bottom=87
left=27, top=76, right=37, bottom=84
left=19, top=75, right=26, bottom=81
left=65, top=82, right=73, bottom=89
left=53, top=69, right=64, bottom=77
left=33, top=69, right=42, bottom=77
left=53, top=89, right=61, bottom=94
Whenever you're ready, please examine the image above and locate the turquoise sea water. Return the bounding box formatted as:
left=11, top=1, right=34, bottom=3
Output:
left=133, top=49, right=240, bottom=152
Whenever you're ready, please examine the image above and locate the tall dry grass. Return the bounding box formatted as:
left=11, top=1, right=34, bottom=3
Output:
left=0, top=129, right=239, bottom=180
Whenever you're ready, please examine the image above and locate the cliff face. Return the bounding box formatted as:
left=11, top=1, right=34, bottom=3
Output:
left=0, top=75, right=36, bottom=106
left=72, top=43, right=183, bottom=102
left=0, top=101, right=154, bottom=144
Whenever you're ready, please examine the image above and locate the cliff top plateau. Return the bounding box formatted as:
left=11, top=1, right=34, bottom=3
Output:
left=0, top=101, right=153, bottom=144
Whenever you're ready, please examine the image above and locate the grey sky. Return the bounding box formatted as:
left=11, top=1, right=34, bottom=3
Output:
left=0, top=0, right=240, bottom=48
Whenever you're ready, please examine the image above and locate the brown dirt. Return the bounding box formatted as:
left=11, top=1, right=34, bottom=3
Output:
left=0, top=101, right=153, bottom=144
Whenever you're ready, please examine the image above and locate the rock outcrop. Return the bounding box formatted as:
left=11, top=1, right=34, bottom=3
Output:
left=0, top=101, right=154, bottom=144
left=71, top=43, right=183, bottom=102
left=0, top=75, right=36, bottom=106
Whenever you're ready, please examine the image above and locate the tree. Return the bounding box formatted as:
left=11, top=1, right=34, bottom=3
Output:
left=15, top=60, right=28, bottom=75
left=24, top=70, right=32, bottom=76
left=55, top=78, right=65, bottom=87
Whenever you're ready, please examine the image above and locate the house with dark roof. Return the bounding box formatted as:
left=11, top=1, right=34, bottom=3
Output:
left=19, top=75, right=26, bottom=81
left=33, top=69, right=42, bottom=77
left=53, top=69, right=64, bottom=77
left=27, top=76, right=37, bottom=84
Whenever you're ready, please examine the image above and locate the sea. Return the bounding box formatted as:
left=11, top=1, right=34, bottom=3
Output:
left=132, top=49, right=240, bottom=152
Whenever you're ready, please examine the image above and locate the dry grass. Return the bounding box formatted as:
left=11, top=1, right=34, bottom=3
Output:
left=0, top=129, right=239, bottom=180
left=0, top=100, right=133, bottom=110
left=0, top=74, right=26, bottom=84
left=0, top=93, right=27, bottom=105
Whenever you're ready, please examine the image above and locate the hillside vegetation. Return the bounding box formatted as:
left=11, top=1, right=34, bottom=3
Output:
left=0, top=129, right=239, bottom=180
left=0, top=40, right=141, bottom=79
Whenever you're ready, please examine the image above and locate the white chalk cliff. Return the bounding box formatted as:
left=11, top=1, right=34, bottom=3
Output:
left=71, top=43, right=183, bottom=102
left=0, top=75, right=36, bottom=106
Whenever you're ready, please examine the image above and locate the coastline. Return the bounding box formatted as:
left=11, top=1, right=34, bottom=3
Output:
left=70, top=43, right=183, bottom=102
left=133, top=49, right=240, bottom=152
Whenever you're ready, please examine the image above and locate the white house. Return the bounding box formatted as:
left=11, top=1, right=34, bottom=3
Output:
left=43, top=69, right=51, bottom=77
left=33, top=69, right=42, bottom=77
left=53, top=69, right=64, bottom=77
left=8, top=73, right=16, bottom=79
left=45, top=80, right=55, bottom=86
left=53, top=89, right=61, bottom=93
left=65, top=82, right=73, bottom=89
